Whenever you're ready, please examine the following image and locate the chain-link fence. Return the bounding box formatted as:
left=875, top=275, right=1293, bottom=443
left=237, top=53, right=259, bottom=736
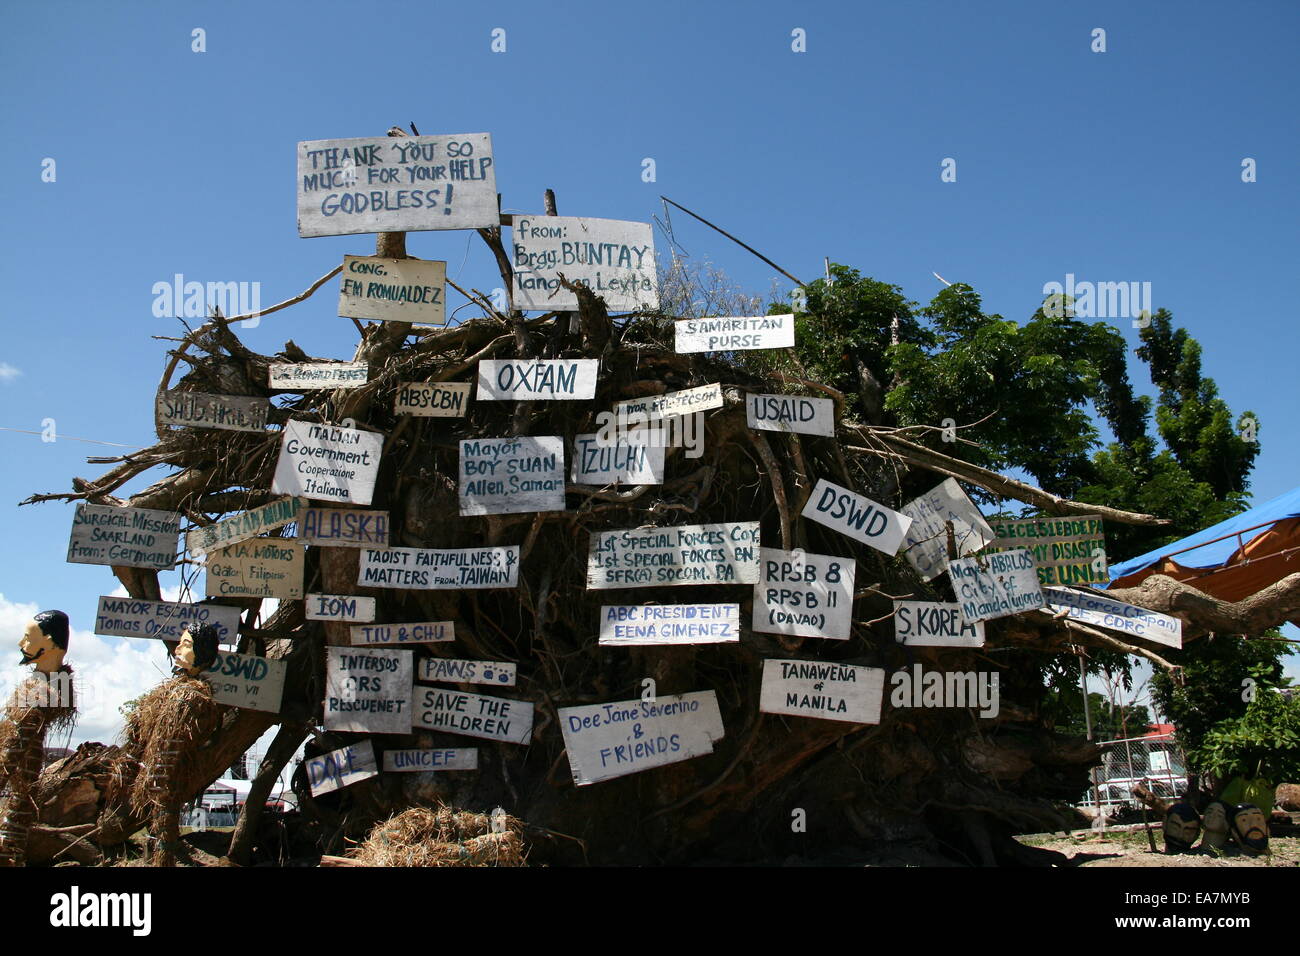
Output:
left=1080, top=732, right=1188, bottom=817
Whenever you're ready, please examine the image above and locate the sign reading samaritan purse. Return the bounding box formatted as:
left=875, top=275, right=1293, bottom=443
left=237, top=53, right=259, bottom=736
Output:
left=675, top=314, right=794, bottom=353
left=511, top=216, right=659, bottom=311
left=271, top=420, right=384, bottom=506
left=988, top=515, right=1108, bottom=586
left=948, top=549, right=1045, bottom=625
left=587, top=522, right=760, bottom=589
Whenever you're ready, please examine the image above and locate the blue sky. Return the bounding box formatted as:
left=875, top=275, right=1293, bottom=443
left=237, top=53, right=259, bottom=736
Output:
left=1, top=0, right=1296, bottom=740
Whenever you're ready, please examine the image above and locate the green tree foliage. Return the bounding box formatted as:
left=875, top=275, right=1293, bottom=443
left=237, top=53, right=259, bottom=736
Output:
left=1187, top=688, right=1300, bottom=786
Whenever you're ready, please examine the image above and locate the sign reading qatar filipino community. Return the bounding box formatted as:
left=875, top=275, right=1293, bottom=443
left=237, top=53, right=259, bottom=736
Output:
left=306, top=740, right=378, bottom=797
left=156, top=391, right=270, bottom=433
left=459, top=437, right=566, bottom=516
left=185, top=496, right=304, bottom=557
left=587, top=521, right=761, bottom=589
left=383, top=749, right=478, bottom=772
left=746, top=394, right=836, bottom=438
left=350, top=621, right=454, bottom=645
left=892, top=601, right=986, bottom=647
left=675, top=314, right=794, bottom=354
left=268, top=362, right=368, bottom=390
left=753, top=548, right=855, bottom=639
left=67, top=503, right=180, bottom=570
left=598, top=604, right=740, bottom=646
left=94, top=596, right=242, bottom=643
left=800, top=478, right=913, bottom=556
left=202, top=651, right=287, bottom=713
left=759, top=660, right=885, bottom=724
left=988, top=515, right=1109, bottom=586
left=949, top=548, right=1045, bottom=626
left=271, top=420, right=384, bottom=506
left=1044, top=587, right=1183, bottom=648
left=394, top=382, right=470, bottom=417
left=338, top=255, right=446, bottom=326
left=359, top=546, right=519, bottom=589
left=559, top=691, right=726, bottom=786
left=571, top=434, right=664, bottom=485
left=899, top=479, right=996, bottom=582
left=204, top=538, right=305, bottom=600
left=324, top=646, right=413, bottom=734
left=511, top=216, right=659, bottom=311
left=418, top=657, right=517, bottom=687
left=297, top=133, right=498, bottom=237
left=413, top=685, right=534, bottom=744
left=298, top=508, right=389, bottom=548
left=476, top=359, right=598, bottom=401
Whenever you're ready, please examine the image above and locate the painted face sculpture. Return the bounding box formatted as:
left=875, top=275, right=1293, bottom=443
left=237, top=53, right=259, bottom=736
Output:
left=1229, top=804, right=1269, bottom=854
left=172, top=622, right=220, bottom=677
left=18, top=610, right=69, bottom=674
left=1200, top=800, right=1231, bottom=850
left=1162, top=801, right=1200, bottom=853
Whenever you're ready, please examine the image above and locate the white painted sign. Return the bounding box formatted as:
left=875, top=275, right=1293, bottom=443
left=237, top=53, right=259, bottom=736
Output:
left=989, top=516, right=1109, bottom=587
left=156, top=391, right=270, bottom=433
left=412, top=686, right=533, bottom=744
left=297, top=133, right=498, bottom=237
left=459, top=437, right=565, bottom=516
left=598, top=604, right=740, bottom=646
left=202, top=652, right=286, bottom=713
left=476, top=359, right=598, bottom=401
left=559, top=691, right=726, bottom=786
left=511, top=215, right=659, bottom=311
left=753, top=548, right=855, bottom=639
left=298, top=508, right=389, bottom=548
left=324, top=646, right=413, bottom=734
left=305, top=594, right=377, bottom=622
left=899, top=479, right=996, bottom=582
left=801, top=478, right=913, bottom=556
left=612, top=383, right=723, bottom=421
left=350, top=621, right=455, bottom=645
left=383, top=749, right=478, bottom=772
left=94, top=596, right=242, bottom=643
left=271, top=420, right=384, bottom=506
left=1044, top=587, right=1183, bottom=648
left=306, top=740, right=378, bottom=796
left=204, top=538, right=305, bottom=599
left=746, top=394, right=835, bottom=437
left=571, top=434, right=664, bottom=485
left=759, top=660, right=885, bottom=724
left=675, top=314, right=794, bottom=353
left=892, top=601, right=986, bottom=647
left=186, top=496, right=304, bottom=558
left=394, top=382, right=470, bottom=417
left=67, top=503, right=180, bottom=570
left=268, top=362, right=369, bottom=390
left=417, top=658, right=517, bottom=687
left=358, top=546, right=519, bottom=589
left=587, top=521, right=761, bottom=589
left=338, top=256, right=446, bottom=325
left=949, top=549, right=1046, bottom=625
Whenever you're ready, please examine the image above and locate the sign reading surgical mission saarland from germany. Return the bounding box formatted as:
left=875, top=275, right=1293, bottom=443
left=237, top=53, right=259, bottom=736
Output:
left=67, top=503, right=180, bottom=570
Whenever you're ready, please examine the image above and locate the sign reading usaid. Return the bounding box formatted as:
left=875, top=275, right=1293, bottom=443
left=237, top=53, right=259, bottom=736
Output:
left=745, top=394, right=835, bottom=437
left=800, top=478, right=912, bottom=556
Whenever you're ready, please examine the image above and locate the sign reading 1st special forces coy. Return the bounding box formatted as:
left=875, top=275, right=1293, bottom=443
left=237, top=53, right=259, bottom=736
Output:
left=476, top=359, right=599, bottom=401
left=204, top=538, right=305, bottom=600
left=272, top=420, right=384, bottom=506
left=753, top=548, right=856, bottom=639
left=760, top=660, right=885, bottom=724
left=156, top=391, right=270, bottom=434
left=511, top=216, right=659, bottom=311
left=94, top=596, right=242, bottom=643
left=745, top=394, right=836, bottom=438
left=67, top=503, right=180, bottom=570
left=675, top=314, right=794, bottom=353
left=459, top=437, right=566, bottom=516
left=324, top=646, right=413, bottom=735
left=413, top=686, right=534, bottom=744
left=338, top=256, right=446, bottom=326
left=988, top=515, right=1108, bottom=586
left=948, top=548, right=1045, bottom=626
left=587, top=521, right=761, bottom=589
left=297, top=133, right=498, bottom=237
left=185, top=496, right=304, bottom=558
left=898, top=479, right=996, bottom=582
left=359, top=546, right=519, bottom=589
left=800, top=478, right=913, bottom=556
left=892, top=601, right=986, bottom=647
left=394, top=382, right=470, bottom=417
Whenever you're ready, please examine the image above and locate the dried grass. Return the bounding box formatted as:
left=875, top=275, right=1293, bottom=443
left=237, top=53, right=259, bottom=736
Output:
left=123, top=675, right=224, bottom=813
left=350, top=804, right=528, bottom=867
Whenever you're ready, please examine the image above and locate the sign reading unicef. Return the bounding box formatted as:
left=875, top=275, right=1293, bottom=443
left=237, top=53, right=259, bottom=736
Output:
left=202, top=651, right=287, bottom=713
left=759, top=660, right=885, bottom=724
left=156, top=391, right=270, bottom=433
left=394, top=382, right=470, bottom=417
left=745, top=394, right=835, bottom=437
left=476, top=359, right=598, bottom=401
left=186, top=496, right=304, bottom=558
left=675, top=314, right=794, bottom=353
left=359, top=546, right=519, bottom=589
left=899, top=479, right=995, bottom=582
left=1043, top=587, right=1183, bottom=648
left=338, top=256, right=446, bottom=326
left=306, top=740, right=378, bottom=796
left=800, top=478, right=913, bottom=556
left=383, top=749, right=478, bottom=772
left=324, top=647, right=413, bottom=734
left=271, top=420, right=384, bottom=506
left=459, top=437, right=566, bottom=516
left=587, top=521, right=760, bottom=589
left=268, top=363, right=368, bottom=390
left=412, top=686, right=534, bottom=744
left=67, top=503, right=180, bottom=570
left=350, top=621, right=455, bottom=645
left=571, top=434, right=664, bottom=485
left=752, top=548, right=855, bottom=639
left=892, top=601, right=986, bottom=647
left=297, top=134, right=498, bottom=237
left=94, top=596, right=241, bottom=643
left=511, top=216, right=659, bottom=311
left=559, top=691, right=726, bottom=786
left=949, top=549, right=1045, bottom=625
left=598, top=604, right=740, bottom=646
left=988, top=516, right=1108, bottom=586
left=204, top=538, right=305, bottom=599
left=298, top=508, right=389, bottom=548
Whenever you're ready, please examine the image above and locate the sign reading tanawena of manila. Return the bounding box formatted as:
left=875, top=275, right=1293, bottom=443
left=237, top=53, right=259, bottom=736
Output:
left=987, top=515, right=1108, bottom=586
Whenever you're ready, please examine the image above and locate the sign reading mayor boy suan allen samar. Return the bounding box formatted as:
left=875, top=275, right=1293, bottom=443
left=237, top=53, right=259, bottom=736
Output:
left=511, top=216, right=659, bottom=311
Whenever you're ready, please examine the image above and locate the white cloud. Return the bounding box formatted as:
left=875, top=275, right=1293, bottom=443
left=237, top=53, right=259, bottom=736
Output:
left=0, top=362, right=20, bottom=383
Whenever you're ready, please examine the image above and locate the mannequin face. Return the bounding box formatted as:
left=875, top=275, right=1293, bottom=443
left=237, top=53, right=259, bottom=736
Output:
left=19, top=618, right=65, bottom=674
left=1201, top=801, right=1230, bottom=849
left=1230, top=805, right=1269, bottom=853
left=1163, top=803, right=1200, bottom=853
left=172, top=633, right=201, bottom=677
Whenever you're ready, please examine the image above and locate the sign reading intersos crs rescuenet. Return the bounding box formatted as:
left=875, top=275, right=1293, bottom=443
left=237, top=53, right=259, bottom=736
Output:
left=898, top=479, right=996, bottom=582
left=350, top=621, right=455, bottom=645
left=383, top=749, right=478, bottom=772
left=297, top=133, right=498, bottom=237
left=459, top=437, right=565, bottom=516
left=800, top=478, right=913, bottom=556
left=476, top=359, right=598, bottom=400
left=324, top=646, right=413, bottom=734
left=948, top=549, right=1045, bottom=626
left=988, top=515, right=1108, bottom=586
left=271, top=420, right=384, bottom=506
left=202, top=651, right=287, bottom=713
left=338, top=256, right=446, bottom=325
left=675, top=314, right=794, bottom=353
left=359, top=546, right=519, bottom=589
left=204, top=539, right=305, bottom=599
left=94, top=596, right=242, bottom=643
left=559, top=691, right=726, bottom=786
left=418, top=658, right=517, bottom=687
left=298, top=508, right=389, bottom=548
left=753, top=548, right=855, bottom=639
left=598, top=604, right=740, bottom=646
left=307, top=740, right=378, bottom=797
left=511, top=216, right=659, bottom=311
left=760, top=660, right=885, bottom=724
left=1043, top=588, right=1183, bottom=648
left=413, top=686, right=534, bottom=744
left=587, top=521, right=761, bottom=589
left=268, top=363, right=369, bottom=390
left=156, top=391, right=270, bottom=433
left=892, top=601, right=986, bottom=647
left=67, top=503, right=181, bottom=570
left=394, top=382, right=470, bottom=417
left=185, top=496, right=304, bottom=558
left=746, top=394, right=836, bottom=437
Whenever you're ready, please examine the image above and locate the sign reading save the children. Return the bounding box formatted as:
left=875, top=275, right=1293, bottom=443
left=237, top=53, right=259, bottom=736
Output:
left=476, top=359, right=598, bottom=401
left=587, top=521, right=760, bottom=589
left=752, top=548, right=855, bottom=639
left=412, top=686, right=534, bottom=744
left=338, top=256, right=446, bottom=325
left=67, top=503, right=180, bottom=570
left=892, top=601, right=986, bottom=647
left=598, top=604, right=740, bottom=646
left=459, top=437, right=566, bottom=515
left=988, top=515, right=1108, bottom=586
left=359, top=546, right=519, bottom=589
left=800, top=478, right=913, bottom=556
left=949, top=549, right=1045, bottom=625
left=297, top=133, right=498, bottom=237
left=760, top=660, right=885, bottom=724
left=511, top=216, right=659, bottom=311
left=271, top=420, right=384, bottom=506
left=675, top=314, right=794, bottom=353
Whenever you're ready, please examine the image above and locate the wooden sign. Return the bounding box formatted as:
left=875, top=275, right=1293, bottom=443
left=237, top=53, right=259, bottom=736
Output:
left=587, top=521, right=760, bottom=589
left=571, top=434, right=664, bottom=485
left=268, top=362, right=368, bottom=390
left=752, top=548, right=855, bottom=639
left=186, top=496, right=304, bottom=558
left=297, top=133, right=498, bottom=237
left=306, top=740, right=378, bottom=796
left=359, top=546, right=519, bottom=589
left=350, top=621, right=455, bottom=645
left=899, top=479, right=995, bottom=582
left=305, top=594, right=377, bottom=622
left=383, top=749, right=478, bottom=772
left=67, top=503, right=180, bottom=570
left=801, top=478, right=913, bottom=556
left=202, top=651, right=286, bottom=713
left=324, top=646, right=413, bottom=734
left=759, top=660, right=885, bottom=724
left=298, top=508, right=389, bottom=548
left=338, top=255, right=446, bottom=325
left=746, top=394, right=835, bottom=437
left=459, top=437, right=565, bottom=516
left=598, top=604, right=740, bottom=646
left=892, top=601, right=986, bottom=647
left=418, top=658, right=517, bottom=687
left=271, top=420, right=384, bottom=506
left=1043, top=587, right=1183, bottom=648
left=94, top=596, right=242, bottom=643
left=476, top=359, right=599, bottom=401
left=412, top=686, right=534, bottom=744
left=674, top=314, right=794, bottom=353
left=156, top=391, right=270, bottom=433
left=559, top=691, right=725, bottom=786
left=204, top=538, right=305, bottom=599
left=948, top=549, right=1046, bottom=625
left=989, top=516, right=1109, bottom=586
left=511, top=216, right=659, bottom=311
left=612, top=383, right=723, bottom=420
left=394, top=382, right=470, bottom=417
